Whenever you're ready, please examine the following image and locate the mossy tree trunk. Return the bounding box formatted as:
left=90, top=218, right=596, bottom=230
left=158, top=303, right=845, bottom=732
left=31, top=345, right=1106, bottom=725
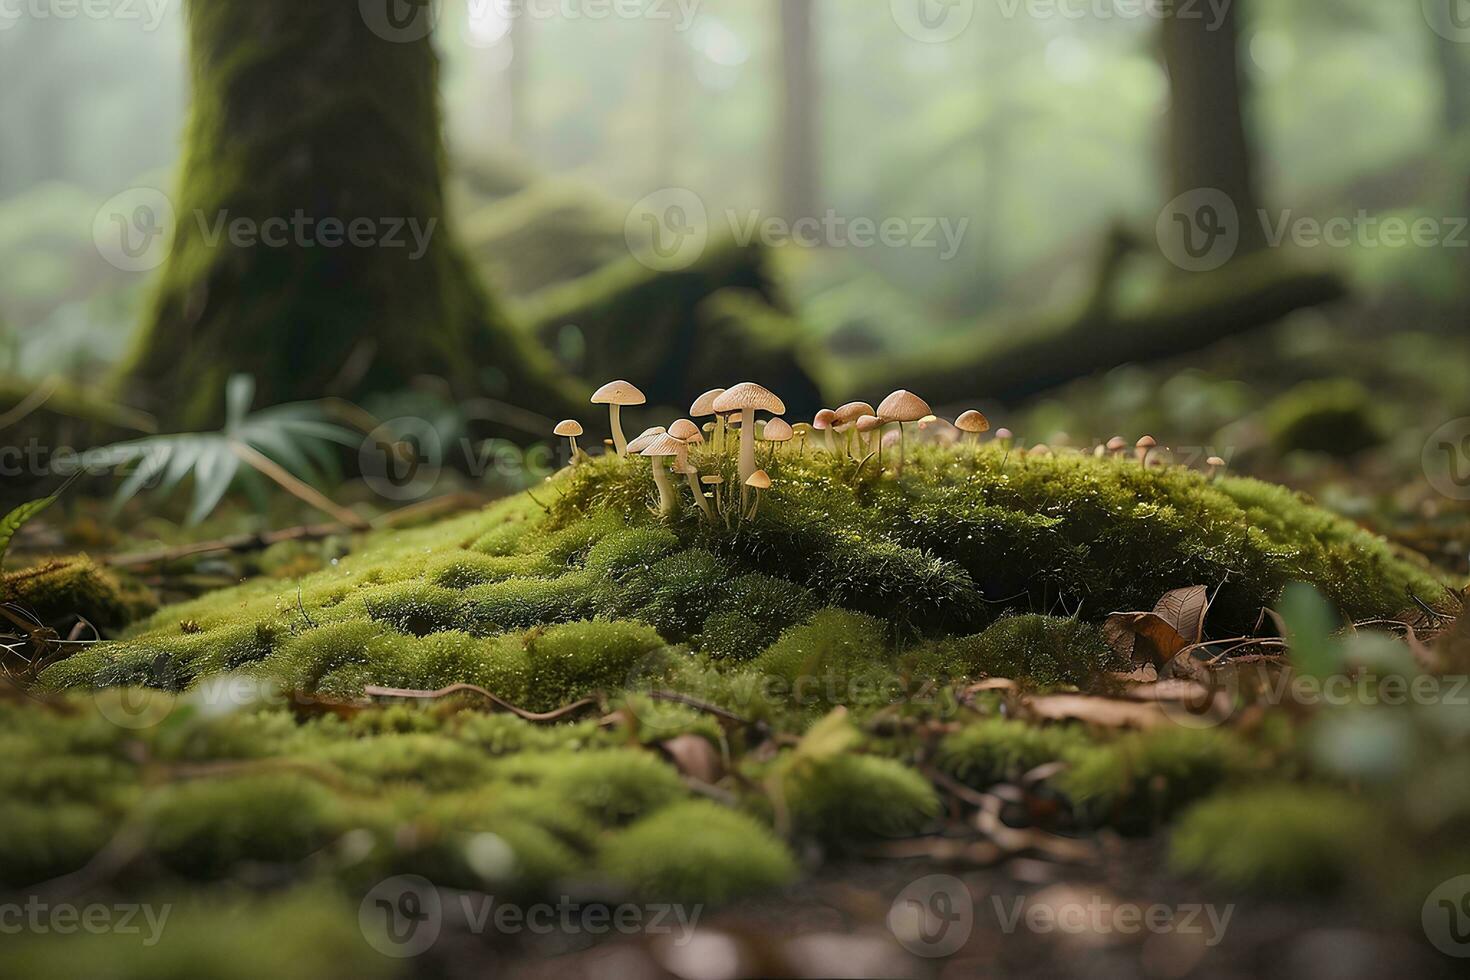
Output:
left=1160, top=0, right=1265, bottom=254
left=119, top=0, right=579, bottom=432
left=776, top=0, right=821, bottom=221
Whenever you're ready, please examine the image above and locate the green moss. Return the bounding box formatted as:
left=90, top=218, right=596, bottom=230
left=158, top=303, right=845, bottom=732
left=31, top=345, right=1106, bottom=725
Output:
left=1265, top=379, right=1383, bottom=456
left=308, top=733, right=496, bottom=791
left=1059, top=728, right=1256, bottom=831
left=495, top=748, right=687, bottom=825
left=1171, top=785, right=1382, bottom=893
left=936, top=718, right=1093, bottom=787
left=1, top=557, right=157, bottom=631
left=784, top=754, right=939, bottom=844
left=599, top=800, right=798, bottom=905
left=754, top=609, right=898, bottom=709
left=912, top=615, right=1121, bottom=686
left=146, top=774, right=347, bottom=879
left=517, top=619, right=668, bottom=712
left=0, top=802, right=115, bottom=885
left=0, top=887, right=395, bottom=980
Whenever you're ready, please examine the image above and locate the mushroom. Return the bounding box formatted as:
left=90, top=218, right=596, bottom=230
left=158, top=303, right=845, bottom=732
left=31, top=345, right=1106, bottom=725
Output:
left=641, top=433, right=686, bottom=519
left=591, top=380, right=646, bottom=456
left=553, top=419, right=584, bottom=462
left=1206, top=455, right=1226, bottom=479
left=701, top=474, right=725, bottom=517
left=712, top=383, right=786, bottom=499
left=690, top=388, right=726, bottom=452
left=876, top=389, right=931, bottom=474
left=668, top=419, right=712, bottom=518
left=1106, top=436, right=1128, bottom=457
left=855, top=414, right=884, bottom=465
left=833, top=402, right=875, bottom=456
left=625, top=426, right=667, bottom=455
left=1135, top=435, right=1157, bottom=468
left=791, top=422, right=814, bottom=457
left=954, top=410, right=990, bottom=443
left=763, top=417, right=793, bottom=461
left=917, top=414, right=939, bottom=430
left=813, top=409, right=839, bottom=454
left=744, top=469, right=771, bottom=520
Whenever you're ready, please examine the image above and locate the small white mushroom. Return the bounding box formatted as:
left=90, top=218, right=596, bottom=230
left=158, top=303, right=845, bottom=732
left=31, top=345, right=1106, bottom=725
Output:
left=713, top=383, right=785, bottom=503
left=813, top=409, right=839, bottom=454
left=876, top=389, right=932, bottom=475
left=1135, top=435, right=1157, bottom=468
left=591, top=380, right=647, bottom=456
left=553, top=419, right=584, bottom=462
left=855, top=414, right=884, bottom=465
left=954, top=410, right=990, bottom=443
left=1206, top=455, right=1226, bottom=479
left=668, top=419, right=712, bottom=518
left=641, top=433, right=686, bottom=519
left=690, top=388, right=726, bottom=453
left=744, top=469, right=771, bottom=520
left=1106, top=436, right=1128, bottom=457
left=763, top=417, right=793, bottom=462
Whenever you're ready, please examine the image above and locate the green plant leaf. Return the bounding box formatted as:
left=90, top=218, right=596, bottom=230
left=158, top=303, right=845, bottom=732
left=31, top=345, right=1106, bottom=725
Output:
left=0, top=494, right=59, bottom=572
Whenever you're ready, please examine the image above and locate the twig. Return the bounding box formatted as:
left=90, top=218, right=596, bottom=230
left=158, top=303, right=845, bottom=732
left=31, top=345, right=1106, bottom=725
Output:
left=229, top=440, right=370, bottom=530
left=363, top=683, right=599, bottom=722
left=647, top=689, right=752, bottom=727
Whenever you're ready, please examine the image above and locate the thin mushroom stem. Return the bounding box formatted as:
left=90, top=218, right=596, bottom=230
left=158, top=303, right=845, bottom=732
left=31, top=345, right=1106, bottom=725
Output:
left=680, top=451, right=712, bottom=519
left=823, top=429, right=836, bottom=455
left=747, top=489, right=762, bottom=521
left=650, top=457, right=676, bottom=518
left=566, top=436, right=580, bottom=462
left=898, top=422, right=907, bottom=475
left=609, top=405, right=628, bottom=456
left=737, top=407, right=757, bottom=505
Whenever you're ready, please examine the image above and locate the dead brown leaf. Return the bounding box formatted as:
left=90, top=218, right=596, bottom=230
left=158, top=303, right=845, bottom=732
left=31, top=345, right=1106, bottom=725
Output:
left=1103, top=585, right=1209, bottom=668
left=659, top=734, right=724, bottom=784
left=1023, top=694, right=1169, bottom=729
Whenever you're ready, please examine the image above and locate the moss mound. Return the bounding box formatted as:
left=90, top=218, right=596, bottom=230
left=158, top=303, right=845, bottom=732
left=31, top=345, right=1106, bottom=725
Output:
left=2, top=557, right=158, bottom=633
left=41, top=443, right=1438, bottom=702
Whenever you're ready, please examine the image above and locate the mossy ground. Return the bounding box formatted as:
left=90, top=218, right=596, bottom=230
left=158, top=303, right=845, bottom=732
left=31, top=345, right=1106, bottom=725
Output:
left=3, top=441, right=1457, bottom=970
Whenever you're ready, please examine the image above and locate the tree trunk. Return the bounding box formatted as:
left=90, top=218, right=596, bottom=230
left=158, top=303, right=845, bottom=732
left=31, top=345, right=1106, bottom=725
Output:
left=118, top=0, right=579, bottom=432
left=1160, top=0, right=1264, bottom=253
left=776, top=0, right=820, bottom=221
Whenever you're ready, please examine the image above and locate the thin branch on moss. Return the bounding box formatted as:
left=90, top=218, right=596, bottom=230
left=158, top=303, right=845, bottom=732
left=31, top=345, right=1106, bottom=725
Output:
left=363, top=683, right=600, bottom=722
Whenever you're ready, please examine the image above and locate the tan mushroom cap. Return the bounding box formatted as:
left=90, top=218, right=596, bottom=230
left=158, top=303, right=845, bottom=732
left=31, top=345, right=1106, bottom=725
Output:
left=763, top=418, right=794, bottom=442
left=640, top=433, right=686, bottom=458
left=833, top=401, right=875, bottom=425
left=1206, top=455, right=1226, bottom=467
left=954, top=410, right=990, bottom=434
left=690, top=388, right=726, bottom=417
left=553, top=419, right=583, bottom=437
left=792, top=422, right=814, bottom=436
left=1106, top=436, right=1128, bottom=452
left=713, top=382, right=785, bottom=416
left=625, top=426, right=667, bottom=454
left=745, top=469, right=771, bottom=490
left=591, top=380, right=646, bottom=406
left=813, top=409, right=837, bottom=430
left=668, top=418, right=700, bottom=441
left=701, top=475, right=725, bottom=485
left=855, top=414, right=883, bottom=433
left=877, top=389, right=931, bottom=423
left=1136, top=435, right=1158, bottom=450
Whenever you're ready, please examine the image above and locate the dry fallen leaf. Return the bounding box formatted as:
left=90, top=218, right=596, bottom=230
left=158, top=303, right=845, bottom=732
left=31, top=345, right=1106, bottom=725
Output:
left=1103, top=585, right=1209, bottom=668
left=659, top=734, right=724, bottom=784
left=1022, top=694, right=1170, bottom=729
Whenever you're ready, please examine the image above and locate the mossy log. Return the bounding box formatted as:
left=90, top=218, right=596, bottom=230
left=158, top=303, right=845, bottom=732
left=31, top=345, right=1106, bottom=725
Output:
left=520, top=240, right=824, bottom=417
left=844, top=252, right=1347, bottom=407
left=116, top=0, right=580, bottom=431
